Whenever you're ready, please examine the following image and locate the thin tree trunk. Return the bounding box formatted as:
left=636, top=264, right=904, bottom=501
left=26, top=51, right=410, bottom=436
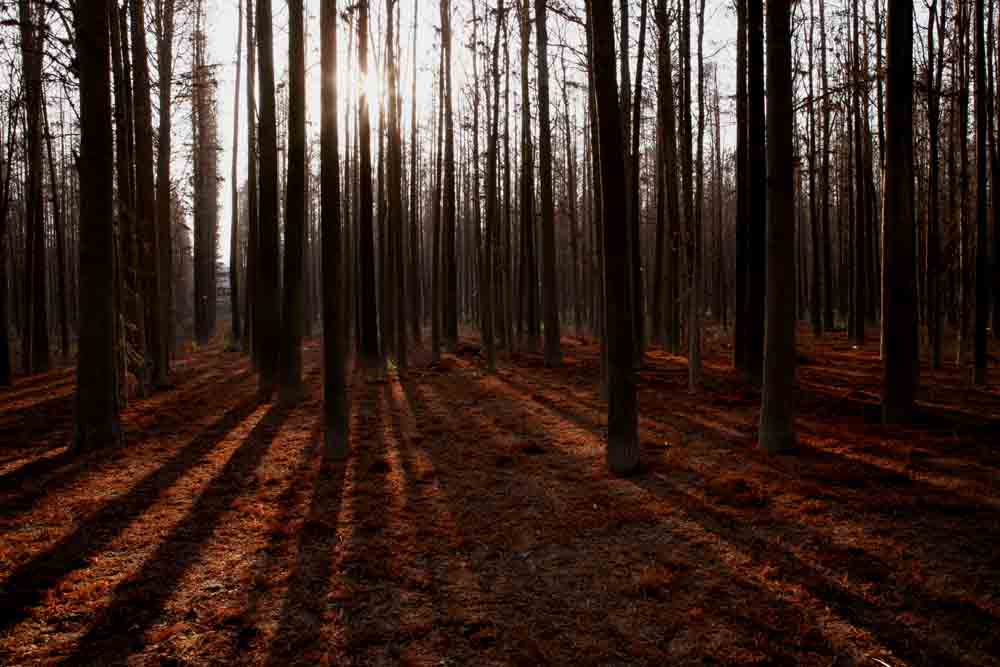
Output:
left=230, top=0, right=244, bottom=346
left=973, top=0, right=989, bottom=384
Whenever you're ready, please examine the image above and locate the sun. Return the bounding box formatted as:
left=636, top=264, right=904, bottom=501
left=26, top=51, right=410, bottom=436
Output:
left=354, top=71, right=384, bottom=105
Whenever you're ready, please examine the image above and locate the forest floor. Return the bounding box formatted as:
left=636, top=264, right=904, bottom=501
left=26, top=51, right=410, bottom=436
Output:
left=2, top=328, right=1000, bottom=666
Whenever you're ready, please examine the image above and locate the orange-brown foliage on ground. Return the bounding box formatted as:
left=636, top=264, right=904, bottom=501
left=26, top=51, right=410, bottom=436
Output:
left=1, top=331, right=998, bottom=666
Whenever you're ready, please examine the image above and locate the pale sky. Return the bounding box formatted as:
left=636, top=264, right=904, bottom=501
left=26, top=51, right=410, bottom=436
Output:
left=204, top=0, right=741, bottom=263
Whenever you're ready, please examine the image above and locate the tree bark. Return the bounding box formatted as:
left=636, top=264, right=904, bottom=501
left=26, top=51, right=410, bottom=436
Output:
left=74, top=0, right=123, bottom=451
left=256, top=0, right=282, bottom=392
left=882, top=0, right=917, bottom=421
left=759, top=0, right=796, bottom=454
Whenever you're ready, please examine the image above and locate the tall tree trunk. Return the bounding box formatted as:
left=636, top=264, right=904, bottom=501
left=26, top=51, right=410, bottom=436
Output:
left=629, top=0, right=649, bottom=364
left=535, top=0, right=561, bottom=366
left=20, top=0, right=49, bottom=375
left=746, top=0, right=765, bottom=383
left=74, top=0, right=123, bottom=451
left=820, top=0, right=834, bottom=331
left=131, top=0, right=164, bottom=387
left=484, top=0, right=503, bottom=373
left=441, top=0, right=458, bottom=350
left=808, top=0, right=821, bottom=336
left=759, top=0, right=796, bottom=454
left=256, top=0, right=282, bottom=391
left=245, top=0, right=258, bottom=358
left=927, top=0, right=945, bottom=368
left=591, top=0, right=639, bottom=475
left=279, top=0, right=306, bottom=402
left=321, top=0, right=347, bottom=456
left=850, top=0, right=867, bottom=346
left=409, top=0, right=421, bottom=345
left=973, top=0, right=989, bottom=384
left=883, top=0, right=917, bottom=420
left=734, top=0, right=748, bottom=366
left=358, top=0, right=381, bottom=365
left=155, top=0, right=175, bottom=363
left=387, top=0, right=407, bottom=371
left=42, top=102, right=70, bottom=359
left=689, top=0, right=705, bottom=390
left=516, top=0, right=537, bottom=349
left=230, top=0, right=244, bottom=346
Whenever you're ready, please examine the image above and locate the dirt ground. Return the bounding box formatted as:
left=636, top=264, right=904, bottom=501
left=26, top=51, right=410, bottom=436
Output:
left=2, top=329, right=999, bottom=666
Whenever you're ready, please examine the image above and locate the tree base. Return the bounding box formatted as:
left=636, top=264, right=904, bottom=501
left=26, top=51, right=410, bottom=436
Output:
left=759, top=427, right=796, bottom=454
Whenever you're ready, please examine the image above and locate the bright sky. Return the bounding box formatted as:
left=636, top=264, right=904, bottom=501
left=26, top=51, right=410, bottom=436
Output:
left=205, top=0, right=741, bottom=262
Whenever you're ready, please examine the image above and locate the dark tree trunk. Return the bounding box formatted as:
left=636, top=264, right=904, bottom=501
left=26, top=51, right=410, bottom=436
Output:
left=591, top=0, right=639, bottom=475
left=536, top=0, right=561, bottom=366
left=516, top=0, right=538, bottom=349
left=882, top=0, right=917, bottom=420
left=245, top=0, right=258, bottom=358
left=131, top=0, right=164, bottom=386
left=279, top=0, right=306, bottom=402
left=321, top=0, right=347, bottom=457
left=155, top=0, right=175, bottom=364
left=973, top=0, right=989, bottom=384
left=759, top=0, right=796, bottom=454
left=746, top=0, right=766, bottom=383
left=74, top=0, right=123, bottom=451
left=20, top=0, right=49, bottom=375
left=441, top=0, right=458, bottom=350
left=229, top=0, right=243, bottom=346
left=357, top=0, right=381, bottom=365
left=256, top=0, right=282, bottom=392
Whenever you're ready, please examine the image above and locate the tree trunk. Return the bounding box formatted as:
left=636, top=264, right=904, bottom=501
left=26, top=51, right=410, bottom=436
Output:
left=973, top=0, right=989, bottom=384
left=321, top=0, right=347, bottom=456
left=279, top=0, right=306, bottom=402
left=746, top=0, right=765, bottom=383
left=357, top=0, right=381, bottom=366
left=882, top=0, right=917, bottom=421
left=131, top=0, right=164, bottom=386
left=155, top=0, right=176, bottom=363
left=256, top=0, right=282, bottom=392
left=441, top=0, right=458, bottom=351
left=759, top=0, right=796, bottom=454
left=245, top=0, right=258, bottom=358
left=74, top=0, right=123, bottom=451
left=230, top=0, right=244, bottom=346
left=591, top=0, right=639, bottom=475
left=516, top=0, right=538, bottom=349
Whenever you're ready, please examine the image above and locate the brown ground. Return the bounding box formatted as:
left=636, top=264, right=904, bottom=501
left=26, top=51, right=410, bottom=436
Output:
left=2, top=330, right=999, bottom=666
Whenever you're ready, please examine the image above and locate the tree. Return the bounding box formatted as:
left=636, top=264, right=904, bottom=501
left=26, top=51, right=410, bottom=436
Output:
left=256, top=0, right=282, bottom=393
left=387, top=0, right=407, bottom=371
left=20, top=0, right=49, bottom=375
left=154, top=0, right=176, bottom=365
left=516, top=0, right=537, bottom=349
left=321, top=0, right=347, bottom=457
left=882, top=0, right=917, bottom=421
left=131, top=0, right=165, bottom=387
left=229, top=0, right=244, bottom=346
left=972, top=0, right=989, bottom=385
left=279, top=0, right=307, bottom=403
left=245, top=0, right=259, bottom=359
left=590, top=0, right=639, bottom=475
left=74, top=0, right=123, bottom=451
left=441, top=0, right=458, bottom=351
left=535, top=0, right=561, bottom=367
left=759, top=0, right=796, bottom=454
left=745, top=0, right=765, bottom=383
left=358, top=0, right=381, bottom=366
